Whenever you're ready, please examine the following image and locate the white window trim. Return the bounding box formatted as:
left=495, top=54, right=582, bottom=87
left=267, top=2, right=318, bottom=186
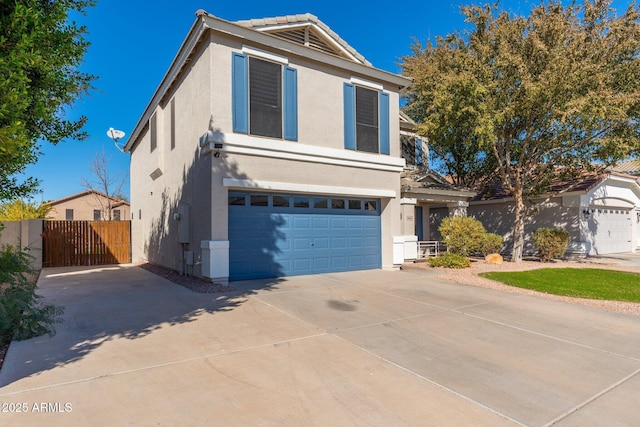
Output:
left=350, top=76, right=383, bottom=91
left=241, top=45, right=288, bottom=65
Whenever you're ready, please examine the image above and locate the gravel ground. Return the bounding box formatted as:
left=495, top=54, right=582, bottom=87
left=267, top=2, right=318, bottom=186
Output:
left=138, top=262, right=236, bottom=293
left=404, top=258, right=640, bottom=317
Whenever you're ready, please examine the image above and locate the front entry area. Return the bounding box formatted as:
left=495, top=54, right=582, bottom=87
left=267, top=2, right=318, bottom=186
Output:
left=228, top=192, right=381, bottom=280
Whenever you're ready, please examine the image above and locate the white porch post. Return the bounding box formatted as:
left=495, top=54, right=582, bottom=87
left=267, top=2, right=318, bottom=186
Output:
left=201, top=240, right=229, bottom=285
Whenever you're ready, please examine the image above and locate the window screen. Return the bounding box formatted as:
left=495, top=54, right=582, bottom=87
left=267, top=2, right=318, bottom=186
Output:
left=249, top=57, right=282, bottom=138
left=113, top=210, right=121, bottom=221
left=355, top=86, right=379, bottom=153
left=66, top=209, right=74, bottom=220
left=93, top=210, right=101, bottom=221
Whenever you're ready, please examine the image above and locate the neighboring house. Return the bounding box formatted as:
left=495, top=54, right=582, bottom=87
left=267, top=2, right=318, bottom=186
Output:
left=124, top=11, right=413, bottom=283
left=466, top=172, right=640, bottom=257
left=48, top=190, right=130, bottom=221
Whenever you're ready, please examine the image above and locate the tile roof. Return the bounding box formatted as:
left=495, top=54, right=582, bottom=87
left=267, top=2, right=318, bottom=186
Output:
left=48, top=190, right=129, bottom=206
left=609, top=159, right=640, bottom=175
left=401, top=168, right=470, bottom=192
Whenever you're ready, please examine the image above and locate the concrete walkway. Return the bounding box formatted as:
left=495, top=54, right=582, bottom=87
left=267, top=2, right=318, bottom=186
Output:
left=1, top=265, right=639, bottom=426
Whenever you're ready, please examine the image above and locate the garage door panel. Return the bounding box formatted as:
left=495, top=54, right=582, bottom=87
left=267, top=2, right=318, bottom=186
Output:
left=331, top=217, right=347, bottom=228
left=313, top=217, right=330, bottom=229
left=332, top=237, right=347, bottom=249
left=348, top=255, right=364, bottom=268
left=293, top=217, right=311, bottom=229
left=349, top=237, right=364, bottom=248
left=314, top=237, right=330, bottom=249
left=229, top=193, right=381, bottom=280
left=313, top=257, right=330, bottom=270
left=293, top=238, right=312, bottom=250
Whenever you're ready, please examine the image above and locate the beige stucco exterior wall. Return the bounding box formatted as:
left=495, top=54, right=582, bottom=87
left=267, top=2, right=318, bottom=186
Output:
left=130, top=41, right=213, bottom=275
left=49, top=194, right=130, bottom=221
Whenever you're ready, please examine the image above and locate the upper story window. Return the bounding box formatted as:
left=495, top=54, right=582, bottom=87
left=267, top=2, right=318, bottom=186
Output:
left=343, top=79, right=390, bottom=155
left=65, top=209, right=74, bottom=220
left=249, top=57, right=283, bottom=138
left=401, top=134, right=424, bottom=167
left=150, top=112, right=157, bottom=152
left=232, top=49, right=298, bottom=141
left=355, top=86, right=379, bottom=153
left=93, top=209, right=101, bottom=221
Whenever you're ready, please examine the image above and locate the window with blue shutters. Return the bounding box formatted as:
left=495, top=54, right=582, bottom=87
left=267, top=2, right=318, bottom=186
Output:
left=343, top=83, right=390, bottom=154
left=232, top=52, right=298, bottom=141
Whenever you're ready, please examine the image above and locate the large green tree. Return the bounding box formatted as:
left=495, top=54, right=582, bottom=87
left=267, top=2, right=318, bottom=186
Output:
left=402, top=0, right=640, bottom=262
left=0, top=0, right=95, bottom=201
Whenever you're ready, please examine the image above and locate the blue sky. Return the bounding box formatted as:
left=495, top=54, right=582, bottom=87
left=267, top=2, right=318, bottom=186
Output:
left=22, top=0, right=633, bottom=202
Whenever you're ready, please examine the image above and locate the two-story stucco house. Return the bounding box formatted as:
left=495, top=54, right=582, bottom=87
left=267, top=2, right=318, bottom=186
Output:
left=124, top=11, right=413, bottom=283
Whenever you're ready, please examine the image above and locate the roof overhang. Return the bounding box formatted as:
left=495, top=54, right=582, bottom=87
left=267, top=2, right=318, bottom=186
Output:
left=403, top=188, right=476, bottom=204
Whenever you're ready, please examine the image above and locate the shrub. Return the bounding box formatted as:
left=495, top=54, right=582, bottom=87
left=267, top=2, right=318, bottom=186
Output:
left=427, top=252, right=472, bottom=268
left=438, top=216, right=486, bottom=256
left=0, top=245, right=64, bottom=343
left=532, top=228, right=570, bottom=262
left=481, top=233, right=504, bottom=256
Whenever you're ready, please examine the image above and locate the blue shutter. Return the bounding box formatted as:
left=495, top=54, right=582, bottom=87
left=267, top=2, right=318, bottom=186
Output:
left=379, top=92, right=390, bottom=155
left=232, top=53, right=248, bottom=134
left=343, top=83, right=356, bottom=150
left=415, top=136, right=423, bottom=166
left=283, top=66, right=298, bottom=141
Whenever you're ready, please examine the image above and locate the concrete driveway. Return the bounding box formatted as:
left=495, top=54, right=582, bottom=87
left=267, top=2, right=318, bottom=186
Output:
left=1, top=265, right=639, bottom=426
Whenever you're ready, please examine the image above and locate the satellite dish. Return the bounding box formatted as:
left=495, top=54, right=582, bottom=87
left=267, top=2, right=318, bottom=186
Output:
left=107, top=127, right=126, bottom=153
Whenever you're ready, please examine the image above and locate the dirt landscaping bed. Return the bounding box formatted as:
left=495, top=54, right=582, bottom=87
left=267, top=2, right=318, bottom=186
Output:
left=138, top=262, right=236, bottom=293
left=404, top=257, right=640, bottom=317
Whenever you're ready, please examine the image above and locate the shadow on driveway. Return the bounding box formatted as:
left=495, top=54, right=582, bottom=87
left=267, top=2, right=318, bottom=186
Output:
left=0, top=264, right=282, bottom=387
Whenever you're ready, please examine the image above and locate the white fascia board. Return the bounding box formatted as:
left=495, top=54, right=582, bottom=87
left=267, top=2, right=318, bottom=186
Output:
left=223, top=178, right=396, bottom=198
left=241, top=45, right=288, bottom=64
left=203, top=132, right=406, bottom=172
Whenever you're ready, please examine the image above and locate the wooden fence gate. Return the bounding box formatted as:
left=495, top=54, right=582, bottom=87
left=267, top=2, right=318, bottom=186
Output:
left=43, top=221, right=131, bottom=267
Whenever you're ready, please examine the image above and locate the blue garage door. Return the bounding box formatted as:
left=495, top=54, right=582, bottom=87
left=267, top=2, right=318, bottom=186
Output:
left=228, top=192, right=381, bottom=281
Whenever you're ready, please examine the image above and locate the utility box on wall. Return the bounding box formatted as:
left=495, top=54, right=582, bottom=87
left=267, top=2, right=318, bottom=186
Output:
left=178, top=204, right=191, bottom=243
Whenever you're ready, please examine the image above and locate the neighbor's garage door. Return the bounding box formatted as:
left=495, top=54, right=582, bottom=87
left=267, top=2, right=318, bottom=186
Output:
left=590, top=207, right=632, bottom=254
left=228, top=192, right=381, bottom=281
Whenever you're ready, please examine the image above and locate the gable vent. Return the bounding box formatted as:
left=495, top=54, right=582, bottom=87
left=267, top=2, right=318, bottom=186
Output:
left=268, top=26, right=347, bottom=59
left=272, top=27, right=306, bottom=46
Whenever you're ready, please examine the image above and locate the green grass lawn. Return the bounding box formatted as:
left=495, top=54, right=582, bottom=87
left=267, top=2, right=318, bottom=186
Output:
left=479, top=268, right=640, bottom=303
